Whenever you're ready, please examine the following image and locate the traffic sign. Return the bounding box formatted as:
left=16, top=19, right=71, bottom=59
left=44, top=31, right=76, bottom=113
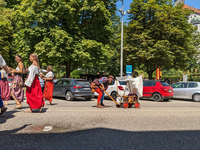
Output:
left=126, top=65, right=132, bottom=76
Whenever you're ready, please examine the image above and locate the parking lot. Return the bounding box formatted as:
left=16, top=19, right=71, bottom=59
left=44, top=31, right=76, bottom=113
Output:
left=1, top=97, right=200, bottom=149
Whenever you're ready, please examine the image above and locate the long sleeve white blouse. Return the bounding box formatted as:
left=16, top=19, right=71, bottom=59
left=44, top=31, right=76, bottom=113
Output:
left=25, top=65, right=39, bottom=87
left=45, top=71, right=54, bottom=78
left=0, top=55, right=6, bottom=67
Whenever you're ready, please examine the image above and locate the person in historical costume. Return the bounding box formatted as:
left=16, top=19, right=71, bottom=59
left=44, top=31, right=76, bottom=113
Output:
left=24, top=53, right=44, bottom=113
left=0, top=68, right=11, bottom=105
left=93, top=75, right=114, bottom=108
left=43, top=66, right=54, bottom=105
left=9, top=54, right=25, bottom=109
left=128, top=88, right=138, bottom=103
left=0, top=54, right=14, bottom=115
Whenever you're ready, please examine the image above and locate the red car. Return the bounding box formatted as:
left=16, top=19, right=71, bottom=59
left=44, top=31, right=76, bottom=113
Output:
left=7, top=76, right=13, bottom=88
left=143, top=80, right=174, bottom=101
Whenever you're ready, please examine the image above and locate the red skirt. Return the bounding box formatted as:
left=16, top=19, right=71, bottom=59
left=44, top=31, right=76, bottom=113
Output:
left=0, top=79, right=10, bottom=101
left=43, top=81, right=54, bottom=102
left=26, top=75, right=44, bottom=109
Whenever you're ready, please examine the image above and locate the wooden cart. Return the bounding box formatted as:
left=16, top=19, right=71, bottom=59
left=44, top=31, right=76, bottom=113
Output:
left=103, top=76, right=142, bottom=108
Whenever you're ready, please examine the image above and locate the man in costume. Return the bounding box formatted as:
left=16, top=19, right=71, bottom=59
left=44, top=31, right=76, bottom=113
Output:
left=0, top=54, right=14, bottom=115
left=93, top=75, right=114, bottom=108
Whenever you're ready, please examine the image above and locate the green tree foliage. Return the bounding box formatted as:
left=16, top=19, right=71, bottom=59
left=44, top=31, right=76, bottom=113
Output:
left=5, top=0, right=21, bottom=8
left=124, top=0, right=196, bottom=79
left=13, top=0, right=116, bottom=76
left=104, top=19, right=121, bottom=76
left=182, top=28, right=200, bottom=72
left=0, top=0, right=13, bottom=65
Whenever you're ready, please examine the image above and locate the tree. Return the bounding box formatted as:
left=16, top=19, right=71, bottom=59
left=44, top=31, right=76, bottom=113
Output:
left=105, top=20, right=121, bottom=76
left=192, top=29, right=200, bottom=62
left=5, top=0, right=21, bottom=8
left=13, top=0, right=115, bottom=76
left=0, top=0, right=13, bottom=65
left=124, top=0, right=196, bottom=79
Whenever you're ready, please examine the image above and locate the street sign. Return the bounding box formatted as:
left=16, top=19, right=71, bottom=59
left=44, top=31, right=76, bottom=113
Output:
left=183, top=74, right=188, bottom=82
left=126, top=65, right=132, bottom=76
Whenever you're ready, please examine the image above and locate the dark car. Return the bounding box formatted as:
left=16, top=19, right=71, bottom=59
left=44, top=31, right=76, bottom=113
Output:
left=142, top=80, right=174, bottom=101
left=53, top=78, right=93, bottom=101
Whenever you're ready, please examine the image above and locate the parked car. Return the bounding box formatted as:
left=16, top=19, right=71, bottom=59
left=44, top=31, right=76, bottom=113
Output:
left=53, top=78, right=93, bottom=101
left=142, top=80, right=174, bottom=101
left=7, top=76, right=13, bottom=88
left=171, top=82, right=200, bottom=102
left=94, top=79, right=129, bottom=100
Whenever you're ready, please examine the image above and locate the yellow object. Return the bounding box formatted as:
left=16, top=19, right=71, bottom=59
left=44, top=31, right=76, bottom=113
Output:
left=104, top=90, right=119, bottom=105
left=188, top=70, right=190, bottom=75
left=91, top=89, right=95, bottom=93
left=160, top=68, right=162, bottom=78
left=156, top=68, right=159, bottom=80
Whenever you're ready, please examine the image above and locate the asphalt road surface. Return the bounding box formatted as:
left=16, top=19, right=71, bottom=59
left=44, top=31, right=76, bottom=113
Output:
left=0, top=97, right=200, bottom=150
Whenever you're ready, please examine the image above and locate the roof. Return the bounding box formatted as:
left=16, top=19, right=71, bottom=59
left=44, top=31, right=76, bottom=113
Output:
left=183, top=5, right=200, bottom=14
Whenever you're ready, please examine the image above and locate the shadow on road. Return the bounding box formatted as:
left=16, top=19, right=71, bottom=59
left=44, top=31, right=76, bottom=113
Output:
left=0, top=110, right=17, bottom=125
left=31, top=108, right=48, bottom=113
left=171, top=98, right=194, bottom=102
left=1, top=127, right=200, bottom=150
left=139, top=98, right=174, bottom=102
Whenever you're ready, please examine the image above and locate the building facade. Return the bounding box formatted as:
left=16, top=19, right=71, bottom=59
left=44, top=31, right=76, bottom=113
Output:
left=174, top=0, right=200, bottom=31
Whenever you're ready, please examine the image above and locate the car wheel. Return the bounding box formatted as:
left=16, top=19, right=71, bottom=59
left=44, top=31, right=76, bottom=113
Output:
left=163, top=99, right=170, bottom=101
left=193, top=94, right=200, bottom=102
left=152, top=93, right=162, bottom=102
left=85, top=97, right=92, bottom=101
left=111, top=91, right=117, bottom=100
left=65, top=91, right=74, bottom=101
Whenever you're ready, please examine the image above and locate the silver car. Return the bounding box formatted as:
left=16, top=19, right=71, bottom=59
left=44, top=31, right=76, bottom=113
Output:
left=171, top=82, right=200, bottom=102
left=53, top=78, right=93, bottom=101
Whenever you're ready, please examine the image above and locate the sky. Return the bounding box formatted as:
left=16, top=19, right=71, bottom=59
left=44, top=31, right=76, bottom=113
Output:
left=116, top=0, right=200, bottom=22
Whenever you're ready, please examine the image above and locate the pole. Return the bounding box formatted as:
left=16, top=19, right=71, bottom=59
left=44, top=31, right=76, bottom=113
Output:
left=120, top=0, right=124, bottom=77
left=159, top=66, right=161, bottom=80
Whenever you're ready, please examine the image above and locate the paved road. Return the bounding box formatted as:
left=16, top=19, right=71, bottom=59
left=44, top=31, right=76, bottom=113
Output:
left=0, top=97, right=200, bottom=150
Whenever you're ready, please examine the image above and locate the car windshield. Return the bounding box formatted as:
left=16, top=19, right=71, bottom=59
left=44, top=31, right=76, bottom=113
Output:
left=160, top=82, right=169, bottom=86
left=119, top=81, right=127, bottom=85
left=7, top=78, right=13, bottom=81
left=74, top=80, right=90, bottom=85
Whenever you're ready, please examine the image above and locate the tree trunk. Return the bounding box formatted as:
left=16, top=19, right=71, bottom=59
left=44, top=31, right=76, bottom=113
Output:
left=57, top=65, right=60, bottom=78
left=148, top=70, right=153, bottom=80
left=147, top=68, right=157, bottom=80
left=65, top=62, right=71, bottom=78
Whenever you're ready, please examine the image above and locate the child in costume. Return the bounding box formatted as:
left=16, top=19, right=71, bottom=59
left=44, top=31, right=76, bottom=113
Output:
left=128, top=88, right=138, bottom=103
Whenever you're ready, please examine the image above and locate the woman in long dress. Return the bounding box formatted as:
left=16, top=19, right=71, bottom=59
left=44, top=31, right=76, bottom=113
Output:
left=0, top=72, right=7, bottom=115
left=43, top=66, right=54, bottom=105
left=9, top=54, right=24, bottom=109
left=0, top=68, right=11, bottom=105
left=24, top=53, right=44, bottom=113
left=0, top=54, right=14, bottom=115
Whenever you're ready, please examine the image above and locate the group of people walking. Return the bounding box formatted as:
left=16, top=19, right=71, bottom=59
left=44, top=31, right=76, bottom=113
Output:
left=0, top=53, right=116, bottom=116
left=0, top=53, right=54, bottom=115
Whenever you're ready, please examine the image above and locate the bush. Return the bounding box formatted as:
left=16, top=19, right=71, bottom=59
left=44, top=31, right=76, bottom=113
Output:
left=71, top=70, right=82, bottom=78
left=188, top=75, right=200, bottom=81
left=162, top=76, right=182, bottom=82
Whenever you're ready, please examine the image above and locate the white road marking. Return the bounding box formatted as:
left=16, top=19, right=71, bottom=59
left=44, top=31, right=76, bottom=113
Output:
left=42, top=126, right=53, bottom=132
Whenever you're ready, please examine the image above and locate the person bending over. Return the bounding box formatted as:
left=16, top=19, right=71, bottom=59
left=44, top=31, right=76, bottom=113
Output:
left=93, top=75, right=114, bottom=108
